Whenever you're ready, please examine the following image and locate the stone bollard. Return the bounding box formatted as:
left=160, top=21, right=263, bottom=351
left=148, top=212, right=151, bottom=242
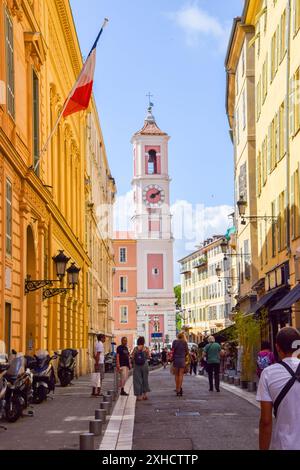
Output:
left=89, top=419, right=103, bottom=436
left=224, top=375, right=229, bottom=383
left=79, top=433, right=95, bottom=450
left=95, top=408, right=106, bottom=422
left=101, top=401, right=111, bottom=415
left=229, top=376, right=234, bottom=385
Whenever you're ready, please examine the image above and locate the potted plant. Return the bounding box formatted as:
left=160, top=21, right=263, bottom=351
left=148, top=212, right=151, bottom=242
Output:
left=234, top=311, right=267, bottom=391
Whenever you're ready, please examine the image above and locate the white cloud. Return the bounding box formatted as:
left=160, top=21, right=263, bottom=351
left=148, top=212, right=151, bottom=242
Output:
left=167, top=2, right=230, bottom=50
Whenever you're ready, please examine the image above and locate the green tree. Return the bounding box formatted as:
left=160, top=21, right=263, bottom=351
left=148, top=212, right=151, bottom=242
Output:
left=174, top=285, right=181, bottom=308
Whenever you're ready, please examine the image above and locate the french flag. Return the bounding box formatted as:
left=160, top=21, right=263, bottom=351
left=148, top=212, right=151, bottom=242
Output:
left=63, top=19, right=108, bottom=118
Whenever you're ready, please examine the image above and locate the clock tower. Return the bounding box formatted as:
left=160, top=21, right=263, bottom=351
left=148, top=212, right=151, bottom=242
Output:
left=131, top=104, right=176, bottom=346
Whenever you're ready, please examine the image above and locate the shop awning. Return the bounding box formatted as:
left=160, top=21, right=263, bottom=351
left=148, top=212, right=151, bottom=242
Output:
left=252, top=290, right=278, bottom=313
left=213, top=324, right=237, bottom=343
left=271, top=284, right=300, bottom=313
left=248, top=286, right=290, bottom=315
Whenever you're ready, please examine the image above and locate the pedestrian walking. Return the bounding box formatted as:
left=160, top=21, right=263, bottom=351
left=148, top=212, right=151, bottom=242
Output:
left=91, top=334, right=105, bottom=397
left=257, top=327, right=300, bottom=450
left=256, top=341, right=275, bottom=378
left=116, top=337, right=131, bottom=396
left=132, top=337, right=150, bottom=401
left=171, top=332, right=189, bottom=397
left=161, top=347, right=168, bottom=369
left=190, top=349, right=198, bottom=376
left=203, top=336, right=221, bottom=392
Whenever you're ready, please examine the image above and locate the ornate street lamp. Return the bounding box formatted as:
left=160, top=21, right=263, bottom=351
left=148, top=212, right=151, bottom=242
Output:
left=67, top=263, right=81, bottom=288
left=220, top=238, right=228, bottom=254
left=25, top=249, right=80, bottom=301
left=237, top=195, right=277, bottom=225
left=53, top=250, right=70, bottom=280
left=215, top=265, right=222, bottom=278
left=237, top=195, right=247, bottom=218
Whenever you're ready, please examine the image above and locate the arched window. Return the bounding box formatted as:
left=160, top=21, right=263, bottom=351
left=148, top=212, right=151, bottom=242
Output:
left=147, top=149, right=157, bottom=174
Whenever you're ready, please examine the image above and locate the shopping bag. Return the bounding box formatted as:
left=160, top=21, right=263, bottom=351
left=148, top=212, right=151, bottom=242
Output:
left=91, top=372, right=100, bottom=388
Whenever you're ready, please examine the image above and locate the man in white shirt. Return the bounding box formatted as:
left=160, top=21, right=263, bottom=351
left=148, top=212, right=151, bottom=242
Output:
left=257, top=327, right=300, bottom=450
left=91, top=334, right=105, bottom=397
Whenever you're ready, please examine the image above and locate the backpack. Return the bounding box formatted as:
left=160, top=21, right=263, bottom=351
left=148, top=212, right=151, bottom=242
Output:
left=134, top=349, right=146, bottom=366
left=257, top=353, right=272, bottom=371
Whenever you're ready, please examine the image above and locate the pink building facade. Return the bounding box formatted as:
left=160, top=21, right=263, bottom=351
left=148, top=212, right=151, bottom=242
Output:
left=112, top=233, right=137, bottom=350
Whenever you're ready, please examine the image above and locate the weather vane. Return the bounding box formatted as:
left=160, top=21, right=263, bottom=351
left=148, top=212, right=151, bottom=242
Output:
left=146, top=92, right=154, bottom=108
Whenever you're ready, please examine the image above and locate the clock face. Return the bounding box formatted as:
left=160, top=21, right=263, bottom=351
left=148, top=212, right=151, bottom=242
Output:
left=143, top=185, right=165, bottom=207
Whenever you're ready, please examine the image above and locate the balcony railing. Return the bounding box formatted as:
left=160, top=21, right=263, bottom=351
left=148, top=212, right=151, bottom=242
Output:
left=180, top=266, right=191, bottom=275
left=193, top=257, right=207, bottom=269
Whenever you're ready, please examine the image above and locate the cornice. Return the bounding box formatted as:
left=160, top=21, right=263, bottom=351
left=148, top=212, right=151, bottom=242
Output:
left=55, top=0, right=82, bottom=77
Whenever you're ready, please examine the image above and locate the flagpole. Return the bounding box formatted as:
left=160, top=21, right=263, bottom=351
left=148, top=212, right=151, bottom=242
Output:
left=33, top=18, right=109, bottom=174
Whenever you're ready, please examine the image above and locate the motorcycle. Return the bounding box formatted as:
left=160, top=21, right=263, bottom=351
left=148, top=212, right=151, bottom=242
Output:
left=4, top=352, right=33, bottom=422
left=57, top=349, right=78, bottom=387
left=26, top=350, right=57, bottom=404
left=0, top=352, right=9, bottom=429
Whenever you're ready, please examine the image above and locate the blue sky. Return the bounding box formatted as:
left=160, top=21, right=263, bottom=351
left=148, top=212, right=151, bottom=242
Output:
left=70, top=0, right=243, bottom=279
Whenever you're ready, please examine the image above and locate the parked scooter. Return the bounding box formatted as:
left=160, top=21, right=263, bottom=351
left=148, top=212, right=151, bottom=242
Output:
left=4, top=352, right=34, bottom=422
left=57, top=349, right=78, bottom=387
left=26, top=350, right=57, bottom=404
left=0, top=352, right=9, bottom=429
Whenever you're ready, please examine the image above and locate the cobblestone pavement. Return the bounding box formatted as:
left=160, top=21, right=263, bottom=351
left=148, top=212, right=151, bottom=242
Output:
left=0, top=373, right=115, bottom=450
left=132, top=368, right=260, bottom=451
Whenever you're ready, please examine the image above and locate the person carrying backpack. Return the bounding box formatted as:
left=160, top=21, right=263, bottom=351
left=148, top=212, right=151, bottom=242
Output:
left=256, top=341, right=275, bottom=378
left=132, top=337, right=150, bottom=401
left=257, top=327, right=300, bottom=450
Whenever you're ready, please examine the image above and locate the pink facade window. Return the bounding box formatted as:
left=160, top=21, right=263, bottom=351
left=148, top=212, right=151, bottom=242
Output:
left=147, top=254, right=164, bottom=289
left=149, top=220, right=161, bottom=232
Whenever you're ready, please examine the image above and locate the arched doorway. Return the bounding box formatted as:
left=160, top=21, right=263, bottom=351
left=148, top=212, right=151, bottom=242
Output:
left=26, top=225, right=37, bottom=354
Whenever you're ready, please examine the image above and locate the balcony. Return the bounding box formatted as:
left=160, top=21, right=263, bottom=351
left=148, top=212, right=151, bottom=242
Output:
left=193, top=257, right=207, bottom=269
left=180, top=266, right=191, bottom=275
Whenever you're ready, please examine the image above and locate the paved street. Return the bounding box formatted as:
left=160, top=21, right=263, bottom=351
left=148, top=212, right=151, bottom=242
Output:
left=132, top=368, right=260, bottom=451
left=0, top=367, right=260, bottom=451
left=0, top=373, right=115, bottom=450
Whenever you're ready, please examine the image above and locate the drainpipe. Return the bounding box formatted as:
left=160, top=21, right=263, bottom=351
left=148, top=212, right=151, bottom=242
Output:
left=286, top=0, right=292, bottom=258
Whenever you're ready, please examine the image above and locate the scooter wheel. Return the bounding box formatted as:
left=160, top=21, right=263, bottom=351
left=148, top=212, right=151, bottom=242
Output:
left=33, top=387, right=48, bottom=404
left=5, top=400, right=21, bottom=423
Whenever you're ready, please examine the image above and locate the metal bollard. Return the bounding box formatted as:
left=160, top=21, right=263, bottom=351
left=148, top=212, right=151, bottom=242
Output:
left=89, top=419, right=103, bottom=436
left=79, top=433, right=95, bottom=450
left=101, top=401, right=111, bottom=415
left=95, top=408, right=106, bottom=422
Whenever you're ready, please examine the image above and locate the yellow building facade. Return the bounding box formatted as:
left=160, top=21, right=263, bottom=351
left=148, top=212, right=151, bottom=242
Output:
left=85, top=105, right=116, bottom=359
left=228, top=0, right=300, bottom=345
left=179, top=236, right=235, bottom=342
left=0, top=0, right=115, bottom=373
left=226, top=18, right=259, bottom=316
